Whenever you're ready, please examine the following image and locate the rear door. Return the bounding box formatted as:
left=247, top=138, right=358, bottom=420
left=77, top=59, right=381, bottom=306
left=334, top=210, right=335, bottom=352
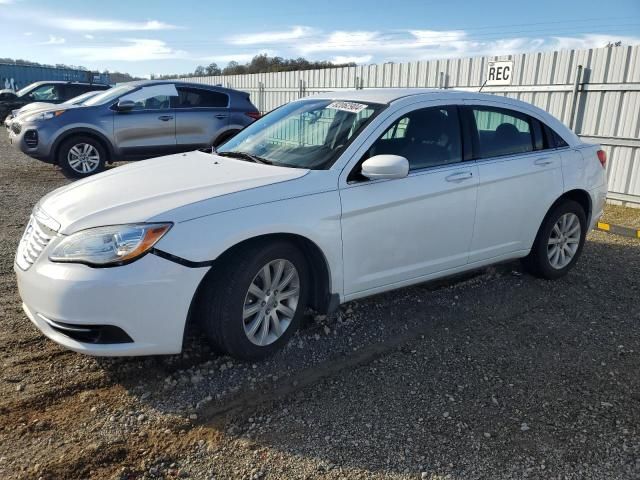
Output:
left=113, top=84, right=177, bottom=158
left=463, top=103, right=563, bottom=262
left=173, top=86, right=229, bottom=149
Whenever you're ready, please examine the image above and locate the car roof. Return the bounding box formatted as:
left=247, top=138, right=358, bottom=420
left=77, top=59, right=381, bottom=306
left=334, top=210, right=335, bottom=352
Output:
left=122, top=79, right=246, bottom=96
left=307, top=88, right=510, bottom=105
left=23, top=80, right=109, bottom=87
left=307, top=87, right=581, bottom=146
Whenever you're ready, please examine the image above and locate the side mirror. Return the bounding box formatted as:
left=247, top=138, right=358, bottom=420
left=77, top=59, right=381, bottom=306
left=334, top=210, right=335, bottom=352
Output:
left=361, top=154, right=409, bottom=180
left=115, top=99, right=135, bottom=112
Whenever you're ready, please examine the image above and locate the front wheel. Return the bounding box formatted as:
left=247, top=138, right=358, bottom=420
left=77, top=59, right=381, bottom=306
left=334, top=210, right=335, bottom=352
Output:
left=522, top=199, right=587, bottom=279
left=197, top=241, right=308, bottom=360
left=58, top=136, right=106, bottom=178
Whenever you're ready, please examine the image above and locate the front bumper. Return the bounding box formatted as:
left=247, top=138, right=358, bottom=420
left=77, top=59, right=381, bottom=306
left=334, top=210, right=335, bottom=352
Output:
left=15, top=252, right=209, bottom=356
left=8, top=121, right=55, bottom=161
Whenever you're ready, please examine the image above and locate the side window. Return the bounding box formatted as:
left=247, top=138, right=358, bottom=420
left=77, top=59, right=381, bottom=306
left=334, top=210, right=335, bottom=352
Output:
left=65, top=85, right=89, bottom=99
left=470, top=107, right=533, bottom=158
left=122, top=91, right=171, bottom=111
left=29, top=84, right=62, bottom=101
left=380, top=117, right=409, bottom=140
left=367, top=106, right=462, bottom=171
left=543, top=123, right=569, bottom=149
left=174, top=87, right=229, bottom=108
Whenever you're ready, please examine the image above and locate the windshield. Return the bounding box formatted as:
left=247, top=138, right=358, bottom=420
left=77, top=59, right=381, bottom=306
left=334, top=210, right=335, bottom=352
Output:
left=63, top=91, right=100, bottom=105
left=83, top=84, right=136, bottom=106
left=218, top=99, right=384, bottom=169
left=16, top=84, right=37, bottom=97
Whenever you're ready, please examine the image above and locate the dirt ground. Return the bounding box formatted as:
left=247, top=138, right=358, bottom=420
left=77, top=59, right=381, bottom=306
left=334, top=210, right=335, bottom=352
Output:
left=600, top=203, right=640, bottom=229
left=1, top=133, right=639, bottom=480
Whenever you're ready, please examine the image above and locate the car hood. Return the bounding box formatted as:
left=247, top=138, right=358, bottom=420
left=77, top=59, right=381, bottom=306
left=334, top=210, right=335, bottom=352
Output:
left=38, top=151, right=308, bottom=234
left=15, top=102, right=55, bottom=115
left=15, top=102, right=81, bottom=120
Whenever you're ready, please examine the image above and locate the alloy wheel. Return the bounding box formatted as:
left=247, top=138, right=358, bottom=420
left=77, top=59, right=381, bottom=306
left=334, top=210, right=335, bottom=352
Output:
left=67, top=143, right=100, bottom=174
left=547, top=212, right=581, bottom=269
left=242, top=259, right=300, bottom=346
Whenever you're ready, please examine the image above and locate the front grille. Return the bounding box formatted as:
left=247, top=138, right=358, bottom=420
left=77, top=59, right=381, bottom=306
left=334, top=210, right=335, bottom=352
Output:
left=11, top=122, right=21, bottom=134
left=15, top=215, right=55, bottom=270
left=24, top=130, right=38, bottom=148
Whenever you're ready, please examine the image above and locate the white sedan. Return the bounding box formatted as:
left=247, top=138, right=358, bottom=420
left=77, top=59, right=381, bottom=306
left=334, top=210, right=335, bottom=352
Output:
left=15, top=89, right=608, bottom=359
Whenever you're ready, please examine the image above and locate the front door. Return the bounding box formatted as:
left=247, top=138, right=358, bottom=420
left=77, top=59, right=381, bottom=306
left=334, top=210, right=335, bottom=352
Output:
left=113, top=84, right=177, bottom=158
left=339, top=104, right=478, bottom=298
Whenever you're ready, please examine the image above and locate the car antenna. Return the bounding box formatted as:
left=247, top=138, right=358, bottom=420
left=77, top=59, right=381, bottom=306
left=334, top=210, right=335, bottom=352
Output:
left=478, top=79, right=488, bottom=93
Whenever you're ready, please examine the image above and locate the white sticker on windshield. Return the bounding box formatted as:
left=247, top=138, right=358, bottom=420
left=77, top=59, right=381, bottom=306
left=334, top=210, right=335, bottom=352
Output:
left=326, top=101, right=368, bottom=113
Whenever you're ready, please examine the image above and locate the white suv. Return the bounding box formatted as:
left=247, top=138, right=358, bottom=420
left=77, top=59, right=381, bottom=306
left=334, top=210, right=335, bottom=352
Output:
left=14, top=89, right=608, bottom=360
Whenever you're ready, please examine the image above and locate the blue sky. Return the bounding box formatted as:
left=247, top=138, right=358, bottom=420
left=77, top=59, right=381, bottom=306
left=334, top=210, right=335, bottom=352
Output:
left=0, top=0, right=639, bottom=77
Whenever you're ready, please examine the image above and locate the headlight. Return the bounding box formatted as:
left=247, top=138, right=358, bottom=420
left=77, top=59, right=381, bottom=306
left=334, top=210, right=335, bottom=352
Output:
left=49, top=223, right=172, bottom=266
left=24, top=110, right=65, bottom=122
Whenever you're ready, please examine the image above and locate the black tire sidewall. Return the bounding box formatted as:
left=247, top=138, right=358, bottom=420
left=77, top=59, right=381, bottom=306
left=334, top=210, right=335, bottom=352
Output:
left=58, top=136, right=106, bottom=178
left=529, top=200, right=587, bottom=279
left=213, top=130, right=240, bottom=148
left=200, top=241, right=309, bottom=360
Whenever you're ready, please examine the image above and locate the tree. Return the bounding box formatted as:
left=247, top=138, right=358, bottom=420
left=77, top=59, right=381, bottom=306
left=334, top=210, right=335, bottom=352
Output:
left=205, top=63, right=222, bottom=76
left=194, top=65, right=206, bottom=76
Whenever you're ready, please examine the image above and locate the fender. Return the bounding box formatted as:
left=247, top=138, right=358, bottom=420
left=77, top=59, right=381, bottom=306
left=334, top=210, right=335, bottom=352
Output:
left=51, top=127, right=115, bottom=164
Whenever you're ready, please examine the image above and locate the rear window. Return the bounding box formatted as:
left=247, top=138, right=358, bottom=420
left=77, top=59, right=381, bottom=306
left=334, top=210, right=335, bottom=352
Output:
left=174, top=87, right=229, bottom=108
left=470, top=106, right=534, bottom=158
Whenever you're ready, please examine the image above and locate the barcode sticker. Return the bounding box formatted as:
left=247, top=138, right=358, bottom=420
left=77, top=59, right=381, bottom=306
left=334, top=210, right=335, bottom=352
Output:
left=326, top=101, right=368, bottom=113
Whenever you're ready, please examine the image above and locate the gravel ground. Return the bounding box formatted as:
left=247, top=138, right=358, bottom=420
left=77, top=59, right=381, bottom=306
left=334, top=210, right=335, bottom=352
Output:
left=601, top=204, right=640, bottom=229
left=0, top=133, right=639, bottom=480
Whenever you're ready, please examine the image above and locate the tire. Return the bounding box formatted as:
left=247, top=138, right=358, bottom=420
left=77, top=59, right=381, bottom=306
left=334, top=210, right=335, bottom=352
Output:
left=522, top=199, right=587, bottom=279
left=213, top=130, right=240, bottom=148
left=58, top=135, right=106, bottom=178
left=197, top=241, right=309, bottom=360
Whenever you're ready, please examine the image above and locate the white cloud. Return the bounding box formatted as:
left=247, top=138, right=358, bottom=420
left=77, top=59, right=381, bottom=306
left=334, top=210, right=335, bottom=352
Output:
left=23, top=32, right=33, bottom=36
left=84, top=34, right=94, bottom=39
left=332, top=55, right=373, bottom=64
left=62, top=38, right=187, bottom=62
left=200, top=50, right=278, bottom=64
left=289, top=28, right=640, bottom=63
left=41, top=35, right=66, bottom=45
left=57, top=18, right=179, bottom=32
left=549, top=34, right=639, bottom=51
left=0, top=0, right=14, bottom=4
left=227, top=26, right=315, bottom=45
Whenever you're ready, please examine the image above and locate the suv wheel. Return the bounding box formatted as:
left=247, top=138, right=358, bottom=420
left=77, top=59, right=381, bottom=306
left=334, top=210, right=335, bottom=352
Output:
left=522, top=199, right=587, bottom=279
left=213, top=130, right=240, bottom=148
left=58, top=136, right=106, bottom=178
left=198, top=241, right=308, bottom=360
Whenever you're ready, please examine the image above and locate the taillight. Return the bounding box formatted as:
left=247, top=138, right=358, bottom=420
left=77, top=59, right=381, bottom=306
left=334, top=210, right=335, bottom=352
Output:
left=597, top=149, right=607, bottom=168
left=245, top=111, right=261, bottom=120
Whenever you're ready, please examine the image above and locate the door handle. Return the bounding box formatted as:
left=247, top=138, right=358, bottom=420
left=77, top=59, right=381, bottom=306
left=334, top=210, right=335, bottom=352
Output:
left=445, top=171, right=473, bottom=182
left=158, top=115, right=173, bottom=121
left=534, top=157, right=554, bottom=166
left=214, top=114, right=228, bottom=119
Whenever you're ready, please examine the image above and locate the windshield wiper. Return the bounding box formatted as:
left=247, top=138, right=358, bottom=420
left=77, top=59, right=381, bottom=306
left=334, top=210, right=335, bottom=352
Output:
left=217, top=151, right=273, bottom=165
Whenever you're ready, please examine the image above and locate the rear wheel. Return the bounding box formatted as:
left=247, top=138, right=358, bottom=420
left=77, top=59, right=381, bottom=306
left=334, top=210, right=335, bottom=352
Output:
left=213, top=130, right=240, bottom=148
left=198, top=241, right=308, bottom=360
left=522, top=199, right=587, bottom=279
left=58, top=135, right=106, bottom=178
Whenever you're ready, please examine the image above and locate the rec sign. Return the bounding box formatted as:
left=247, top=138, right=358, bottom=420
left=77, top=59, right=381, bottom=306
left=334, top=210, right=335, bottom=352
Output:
left=486, top=60, right=513, bottom=86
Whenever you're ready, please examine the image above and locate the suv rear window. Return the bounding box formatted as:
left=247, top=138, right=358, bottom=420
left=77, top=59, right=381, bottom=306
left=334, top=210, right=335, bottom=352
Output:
left=174, top=87, right=229, bottom=108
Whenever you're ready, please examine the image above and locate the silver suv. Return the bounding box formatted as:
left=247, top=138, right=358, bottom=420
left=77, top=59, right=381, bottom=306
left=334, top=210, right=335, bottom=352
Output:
left=9, top=80, right=260, bottom=177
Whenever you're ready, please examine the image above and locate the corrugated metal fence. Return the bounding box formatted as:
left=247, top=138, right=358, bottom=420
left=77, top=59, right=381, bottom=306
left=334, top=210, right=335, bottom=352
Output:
left=0, top=64, right=110, bottom=91
left=181, top=45, right=640, bottom=205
